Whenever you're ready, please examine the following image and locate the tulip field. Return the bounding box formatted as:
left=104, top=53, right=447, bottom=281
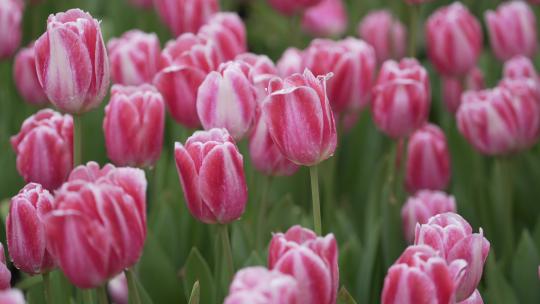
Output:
left=2, top=0, right=540, bottom=303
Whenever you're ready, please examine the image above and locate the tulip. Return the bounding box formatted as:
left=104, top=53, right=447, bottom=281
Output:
left=358, top=10, right=407, bottom=64
left=7, top=183, right=55, bottom=275
left=268, top=225, right=338, bottom=304
left=405, top=123, right=451, bottom=193
left=503, top=55, right=538, bottom=80
left=267, top=0, right=323, bottom=16
left=263, top=69, right=337, bottom=166
left=11, top=109, right=73, bottom=191
left=426, top=3, right=483, bottom=77
left=45, top=162, right=147, bottom=288
left=108, top=273, right=128, bottom=304
left=127, top=0, right=153, bottom=9
left=198, top=13, right=247, bottom=63
left=277, top=48, right=304, bottom=77
left=442, top=67, right=485, bottom=113
left=154, top=0, right=219, bottom=36
left=382, top=245, right=467, bottom=304
left=34, top=9, right=110, bottom=114
left=302, top=0, right=347, bottom=38
left=0, top=0, right=22, bottom=59
left=13, top=43, right=48, bottom=106
left=415, top=212, right=490, bottom=301
left=235, top=53, right=278, bottom=85
left=371, top=58, right=430, bottom=138
left=174, top=128, right=248, bottom=224
left=401, top=190, right=456, bottom=243
left=0, top=289, right=25, bottom=304
left=459, top=290, right=484, bottom=304
left=224, top=267, right=299, bottom=304
left=197, top=61, right=257, bottom=140
left=485, top=1, right=537, bottom=61
left=107, top=30, right=161, bottom=86
left=303, top=38, right=376, bottom=112
left=154, top=33, right=220, bottom=128
left=0, top=243, right=11, bottom=290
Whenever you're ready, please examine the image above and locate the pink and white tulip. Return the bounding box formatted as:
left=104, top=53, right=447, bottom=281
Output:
left=108, top=273, right=128, bottom=304
left=459, top=290, right=484, bottom=304
left=277, top=48, right=304, bottom=77
left=0, top=243, right=11, bottom=290
left=198, top=13, right=247, bottom=63
left=358, top=10, right=407, bottom=64
left=0, top=0, right=23, bottom=59
left=442, top=67, right=485, bottom=113
left=0, top=289, right=25, bottom=304
left=13, top=43, right=48, bottom=106
left=154, top=0, right=219, bottom=36
left=302, top=0, right=347, bottom=38
left=503, top=55, right=538, bottom=80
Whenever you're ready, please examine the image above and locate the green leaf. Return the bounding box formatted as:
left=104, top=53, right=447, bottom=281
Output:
left=485, top=254, right=519, bottom=304
left=337, top=286, right=358, bottom=304
left=511, top=231, right=540, bottom=304
left=182, top=247, right=216, bottom=304
left=126, top=270, right=154, bottom=304
left=242, top=251, right=264, bottom=268
left=188, top=281, right=200, bottom=304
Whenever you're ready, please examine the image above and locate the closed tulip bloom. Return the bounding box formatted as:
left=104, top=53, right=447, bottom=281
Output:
left=267, top=0, right=323, bottom=16
left=174, top=128, right=248, bottom=224
left=0, top=243, right=11, bottom=290
left=415, top=212, right=490, bottom=301
left=358, top=10, right=407, bottom=64
left=34, top=9, right=110, bottom=114
left=13, top=43, right=48, bottom=106
left=401, top=190, right=456, bottom=244
left=442, top=67, right=485, bottom=113
left=154, top=0, right=219, bottom=36
left=486, top=1, right=537, bottom=61
left=405, top=124, right=451, bottom=193
left=198, top=13, right=247, bottom=63
left=103, top=85, right=165, bottom=167
left=107, top=30, right=161, bottom=86
left=263, top=69, right=337, bottom=166
left=224, top=267, right=299, bottom=304
left=7, top=183, right=55, bottom=275
left=0, top=0, right=22, bottom=59
left=303, top=38, right=376, bottom=112
left=426, top=3, right=483, bottom=77
left=459, top=290, right=483, bottom=304
left=382, top=245, right=467, bottom=304
left=277, top=48, right=304, bottom=77
left=302, top=0, right=347, bottom=38
left=503, top=55, right=538, bottom=80
left=268, top=226, right=338, bottom=304
left=372, top=58, right=431, bottom=138
left=108, top=273, right=128, bottom=304
left=45, top=162, right=147, bottom=288
left=11, top=109, right=73, bottom=191
left=0, top=289, right=25, bottom=304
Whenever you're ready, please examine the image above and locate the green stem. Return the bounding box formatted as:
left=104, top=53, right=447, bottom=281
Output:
left=219, top=225, right=234, bottom=283
left=290, top=13, right=302, bottom=48
left=494, top=158, right=514, bottom=263
left=43, top=272, right=52, bottom=304
left=310, top=165, right=322, bottom=235
left=146, top=167, right=157, bottom=215
left=82, top=290, right=93, bottom=304
left=256, top=177, right=272, bottom=251
left=125, top=268, right=142, bottom=304
left=97, top=285, right=108, bottom=304
left=408, top=4, right=421, bottom=57
left=73, top=114, right=82, bottom=166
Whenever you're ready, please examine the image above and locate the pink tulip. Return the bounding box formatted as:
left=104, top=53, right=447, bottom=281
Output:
left=0, top=289, right=25, bottom=304
left=302, top=0, right=347, bottom=37
left=103, top=84, right=165, bottom=167
left=224, top=267, right=299, bottom=304
left=174, top=128, right=248, bottom=224
left=45, top=162, right=147, bottom=288
left=268, top=225, right=338, bottom=304
left=485, top=1, right=537, bottom=61
left=34, top=9, right=110, bottom=114
left=267, top=0, right=323, bottom=16
left=405, top=124, right=451, bottom=193
left=415, top=212, right=490, bottom=301
left=503, top=55, right=538, bottom=80
left=277, top=48, right=304, bottom=77
left=263, top=69, right=337, bottom=166
left=127, top=0, right=153, bottom=9
left=371, top=58, right=430, bottom=138
left=108, top=273, right=128, bottom=304
left=107, top=30, right=161, bottom=86
left=303, top=38, right=376, bottom=112
left=358, top=10, right=407, bottom=64
left=154, top=33, right=220, bottom=128
left=198, top=13, right=247, bottom=63
left=382, top=245, right=467, bottom=304
left=442, top=67, right=485, bottom=113
left=13, top=43, right=48, bottom=106
left=0, top=0, right=22, bottom=59
left=154, top=0, right=219, bottom=36
left=459, top=290, right=484, bottom=304
left=7, top=183, right=55, bottom=275
left=401, top=190, right=456, bottom=244
left=0, top=243, right=11, bottom=290
left=11, top=109, right=73, bottom=191
left=426, top=3, right=483, bottom=77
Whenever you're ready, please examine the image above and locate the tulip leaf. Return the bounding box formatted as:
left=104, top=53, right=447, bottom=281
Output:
left=242, top=251, right=264, bottom=268
left=126, top=269, right=154, bottom=304
left=485, top=254, right=519, bottom=304
left=511, top=231, right=540, bottom=304
left=182, top=247, right=216, bottom=304
left=337, top=286, right=358, bottom=304
left=188, top=281, right=200, bottom=304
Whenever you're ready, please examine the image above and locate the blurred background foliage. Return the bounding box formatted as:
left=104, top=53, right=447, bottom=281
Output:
left=1, top=0, right=540, bottom=303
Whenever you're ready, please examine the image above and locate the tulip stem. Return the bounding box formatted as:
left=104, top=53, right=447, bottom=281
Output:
left=73, top=114, right=82, bottom=166
left=256, top=176, right=273, bottom=251
left=493, top=158, right=515, bottom=263
left=219, top=225, right=234, bottom=284
left=125, top=268, right=142, bottom=304
left=42, top=272, right=52, bottom=304
left=408, top=4, right=421, bottom=57
left=310, top=165, right=322, bottom=235
left=97, top=285, right=108, bottom=304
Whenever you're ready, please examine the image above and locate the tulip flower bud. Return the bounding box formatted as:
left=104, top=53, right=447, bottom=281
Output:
left=267, top=0, right=323, bottom=16
left=303, top=38, right=376, bottom=112
left=108, top=273, right=128, bottom=304
left=154, top=0, right=219, bottom=36
left=224, top=267, right=299, bottom=304
left=405, top=124, right=451, bottom=193
left=0, top=289, right=25, bottom=304
left=0, top=243, right=11, bottom=290
left=485, top=1, right=537, bottom=61
left=103, top=85, right=165, bottom=167
left=263, top=69, right=337, bottom=166
left=45, top=162, right=147, bottom=288
left=382, top=245, right=467, bottom=304
left=268, top=225, right=338, bottom=304
left=35, top=9, right=110, bottom=114
left=198, top=13, right=247, bottom=63
left=459, top=290, right=484, bottom=304
left=372, top=58, right=430, bottom=138
left=107, top=30, right=161, bottom=86
left=442, top=67, right=485, bottom=113
left=175, top=128, right=248, bottom=224
left=11, top=109, right=73, bottom=191
left=401, top=190, right=456, bottom=243
left=7, top=183, right=55, bottom=275
left=503, top=55, right=538, bottom=80
left=277, top=48, right=304, bottom=77
left=426, top=3, right=483, bottom=77
left=13, top=43, right=48, bottom=106
left=0, top=0, right=22, bottom=59
left=415, top=212, right=490, bottom=301
left=358, top=10, right=407, bottom=64
left=302, top=0, right=347, bottom=38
